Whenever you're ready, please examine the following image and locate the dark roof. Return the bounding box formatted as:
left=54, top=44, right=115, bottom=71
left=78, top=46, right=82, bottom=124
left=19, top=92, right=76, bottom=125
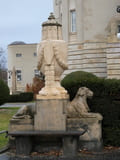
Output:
left=9, top=41, right=26, bottom=45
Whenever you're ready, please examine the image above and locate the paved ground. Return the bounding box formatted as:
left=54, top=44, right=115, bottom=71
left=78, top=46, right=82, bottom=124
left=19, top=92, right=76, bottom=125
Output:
left=1, top=150, right=120, bottom=160
left=0, top=102, right=35, bottom=108
left=0, top=153, right=9, bottom=160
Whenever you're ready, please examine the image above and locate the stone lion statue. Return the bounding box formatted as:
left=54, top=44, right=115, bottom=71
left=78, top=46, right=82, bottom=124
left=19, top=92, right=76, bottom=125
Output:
left=12, top=104, right=36, bottom=119
left=67, top=87, right=94, bottom=118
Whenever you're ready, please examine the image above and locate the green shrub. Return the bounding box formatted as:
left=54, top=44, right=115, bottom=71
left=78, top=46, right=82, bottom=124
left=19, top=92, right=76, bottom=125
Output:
left=8, top=92, right=33, bottom=102
left=61, top=71, right=120, bottom=146
left=103, top=127, right=120, bottom=146
left=0, top=79, right=9, bottom=105
left=61, top=71, right=101, bottom=100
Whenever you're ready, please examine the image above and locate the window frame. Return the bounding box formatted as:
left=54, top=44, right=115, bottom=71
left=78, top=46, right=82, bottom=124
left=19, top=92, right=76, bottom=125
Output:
left=70, top=9, right=76, bottom=33
left=16, top=70, right=22, bottom=81
left=16, top=53, right=22, bottom=57
left=33, top=52, right=37, bottom=57
left=117, top=24, right=120, bottom=39
left=34, top=69, right=40, bottom=77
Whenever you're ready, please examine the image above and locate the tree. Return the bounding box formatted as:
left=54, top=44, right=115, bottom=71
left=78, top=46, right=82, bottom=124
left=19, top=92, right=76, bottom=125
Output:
left=0, top=79, right=9, bottom=105
left=0, top=47, right=7, bottom=83
left=0, top=47, right=7, bottom=70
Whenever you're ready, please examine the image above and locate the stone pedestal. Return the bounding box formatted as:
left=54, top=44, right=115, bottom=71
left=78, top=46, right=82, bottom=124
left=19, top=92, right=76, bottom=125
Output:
left=67, top=113, right=103, bottom=151
left=34, top=95, right=68, bottom=131
left=63, top=136, right=79, bottom=157
left=16, top=136, right=32, bottom=155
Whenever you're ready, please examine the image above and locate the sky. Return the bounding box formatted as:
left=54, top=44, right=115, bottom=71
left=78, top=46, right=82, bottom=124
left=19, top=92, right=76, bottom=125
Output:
left=0, top=0, right=53, bottom=49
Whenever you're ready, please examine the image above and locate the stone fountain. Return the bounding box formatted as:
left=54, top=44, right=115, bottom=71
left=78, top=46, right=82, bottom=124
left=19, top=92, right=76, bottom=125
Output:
left=8, top=13, right=103, bottom=159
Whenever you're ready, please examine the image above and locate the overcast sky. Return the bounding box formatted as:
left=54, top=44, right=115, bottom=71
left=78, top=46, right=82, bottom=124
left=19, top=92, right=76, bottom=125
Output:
left=0, top=0, right=53, bottom=49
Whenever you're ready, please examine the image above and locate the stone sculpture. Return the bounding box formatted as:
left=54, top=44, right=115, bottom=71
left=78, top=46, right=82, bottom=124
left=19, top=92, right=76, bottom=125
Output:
left=8, top=14, right=103, bottom=155
left=12, top=104, right=35, bottom=119
left=66, top=87, right=103, bottom=151
left=37, top=13, right=68, bottom=97
left=67, top=87, right=93, bottom=118
left=9, top=104, right=35, bottom=132
left=35, top=13, right=69, bottom=131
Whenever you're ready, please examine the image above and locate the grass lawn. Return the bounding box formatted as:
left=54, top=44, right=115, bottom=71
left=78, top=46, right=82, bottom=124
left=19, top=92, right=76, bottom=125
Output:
left=0, top=107, right=19, bottom=149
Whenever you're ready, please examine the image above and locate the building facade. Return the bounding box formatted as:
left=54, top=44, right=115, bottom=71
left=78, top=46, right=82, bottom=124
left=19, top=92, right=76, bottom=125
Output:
left=8, top=0, right=120, bottom=93
left=8, top=42, right=38, bottom=93
left=54, top=0, right=120, bottom=79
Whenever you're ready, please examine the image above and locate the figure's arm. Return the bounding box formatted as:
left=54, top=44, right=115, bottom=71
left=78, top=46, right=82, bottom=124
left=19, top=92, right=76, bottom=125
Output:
left=53, top=46, right=68, bottom=69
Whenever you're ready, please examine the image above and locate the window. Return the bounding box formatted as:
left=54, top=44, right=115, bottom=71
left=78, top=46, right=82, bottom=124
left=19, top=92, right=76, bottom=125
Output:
left=117, top=25, right=120, bottom=39
left=16, top=53, right=22, bottom=57
left=33, top=52, right=37, bottom=57
left=16, top=70, right=22, bottom=81
left=34, top=69, right=39, bottom=77
left=70, top=10, right=76, bottom=33
left=8, top=71, right=12, bottom=79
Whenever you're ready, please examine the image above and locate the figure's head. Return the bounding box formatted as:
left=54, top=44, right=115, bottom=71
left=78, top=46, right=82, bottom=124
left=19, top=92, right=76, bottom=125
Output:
left=42, top=13, right=62, bottom=40
left=77, top=87, right=93, bottom=98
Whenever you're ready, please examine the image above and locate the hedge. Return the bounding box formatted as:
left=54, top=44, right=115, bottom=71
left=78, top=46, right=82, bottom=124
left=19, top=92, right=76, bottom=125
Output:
left=0, top=79, right=10, bottom=105
left=61, top=71, right=120, bottom=146
left=8, top=92, right=33, bottom=102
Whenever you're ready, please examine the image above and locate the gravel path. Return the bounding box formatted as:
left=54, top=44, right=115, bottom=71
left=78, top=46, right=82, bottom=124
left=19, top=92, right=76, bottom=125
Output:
left=0, top=102, right=35, bottom=108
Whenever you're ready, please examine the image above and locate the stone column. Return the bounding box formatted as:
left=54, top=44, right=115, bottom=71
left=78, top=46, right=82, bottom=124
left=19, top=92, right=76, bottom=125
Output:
left=12, top=66, right=16, bottom=94
left=76, top=0, right=84, bottom=42
left=62, top=0, right=69, bottom=42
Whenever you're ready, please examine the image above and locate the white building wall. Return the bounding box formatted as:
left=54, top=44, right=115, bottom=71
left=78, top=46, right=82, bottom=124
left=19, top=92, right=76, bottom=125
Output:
left=54, top=0, right=120, bottom=79
left=8, top=43, right=38, bottom=93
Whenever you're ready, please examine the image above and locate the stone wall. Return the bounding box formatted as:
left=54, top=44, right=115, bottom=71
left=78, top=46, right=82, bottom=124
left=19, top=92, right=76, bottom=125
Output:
left=63, top=42, right=120, bottom=79
left=107, top=43, right=120, bottom=79
left=63, top=42, right=107, bottom=78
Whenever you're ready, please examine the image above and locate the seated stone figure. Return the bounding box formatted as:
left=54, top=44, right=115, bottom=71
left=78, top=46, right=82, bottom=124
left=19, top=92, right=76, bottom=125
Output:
left=67, top=87, right=102, bottom=119
left=66, top=87, right=103, bottom=151
left=12, top=104, right=35, bottom=119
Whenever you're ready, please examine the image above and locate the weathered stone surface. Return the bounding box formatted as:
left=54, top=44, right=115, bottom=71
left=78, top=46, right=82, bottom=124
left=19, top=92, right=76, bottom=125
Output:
left=66, top=86, right=102, bottom=151
left=16, top=136, right=32, bottom=155
left=63, top=136, right=78, bottom=157
left=67, top=116, right=102, bottom=140
left=66, top=87, right=93, bottom=118
left=12, top=104, right=36, bottom=119
left=67, top=115, right=103, bottom=151
left=37, top=13, right=68, bottom=97
left=34, top=99, right=68, bottom=131
left=9, top=119, right=34, bottom=132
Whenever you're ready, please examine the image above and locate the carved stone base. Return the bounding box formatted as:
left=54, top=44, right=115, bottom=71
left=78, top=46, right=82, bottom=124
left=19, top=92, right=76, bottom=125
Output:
left=34, top=98, right=68, bottom=131
left=67, top=113, right=103, bottom=151
left=9, top=119, right=34, bottom=132
left=63, top=136, right=79, bottom=157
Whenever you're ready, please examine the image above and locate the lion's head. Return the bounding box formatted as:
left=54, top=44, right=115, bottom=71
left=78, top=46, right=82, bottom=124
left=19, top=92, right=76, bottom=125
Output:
left=76, top=87, right=93, bottom=98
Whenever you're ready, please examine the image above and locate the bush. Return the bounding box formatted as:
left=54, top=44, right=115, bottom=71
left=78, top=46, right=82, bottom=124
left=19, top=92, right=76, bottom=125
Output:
left=61, top=71, right=120, bottom=146
left=61, top=71, right=100, bottom=100
left=0, top=79, right=9, bottom=105
left=8, top=92, right=33, bottom=102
